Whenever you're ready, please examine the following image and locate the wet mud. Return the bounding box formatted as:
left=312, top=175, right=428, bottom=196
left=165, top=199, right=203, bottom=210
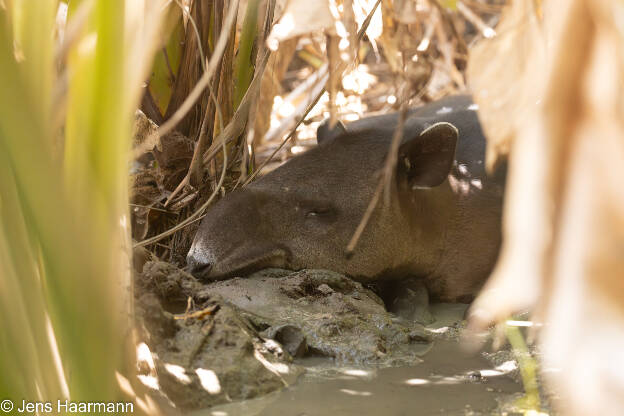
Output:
left=135, top=262, right=527, bottom=414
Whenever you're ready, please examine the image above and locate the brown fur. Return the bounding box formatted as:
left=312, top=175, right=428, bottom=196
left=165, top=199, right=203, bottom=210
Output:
left=188, top=95, right=505, bottom=301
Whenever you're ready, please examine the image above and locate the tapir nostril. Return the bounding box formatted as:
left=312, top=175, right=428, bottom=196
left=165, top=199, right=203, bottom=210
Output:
left=191, top=263, right=212, bottom=278
left=187, top=255, right=213, bottom=279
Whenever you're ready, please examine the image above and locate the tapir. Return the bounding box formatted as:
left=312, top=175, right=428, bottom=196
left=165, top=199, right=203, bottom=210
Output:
left=187, top=95, right=506, bottom=302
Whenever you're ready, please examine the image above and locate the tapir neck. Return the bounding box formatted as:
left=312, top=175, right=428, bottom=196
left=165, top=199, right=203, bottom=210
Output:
left=398, top=180, right=457, bottom=280
left=408, top=175, right=504, bottom=302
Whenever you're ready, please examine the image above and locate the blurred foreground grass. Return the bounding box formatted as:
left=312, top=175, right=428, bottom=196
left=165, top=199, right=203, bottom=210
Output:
left=0, top=0, right=163, bottom=411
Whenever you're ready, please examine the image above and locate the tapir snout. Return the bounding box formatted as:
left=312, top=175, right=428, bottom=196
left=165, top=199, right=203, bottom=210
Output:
left=186, top=190, right=292, bottom=279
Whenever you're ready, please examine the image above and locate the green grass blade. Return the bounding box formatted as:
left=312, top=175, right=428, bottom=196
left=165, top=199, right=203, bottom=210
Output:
left=233, top=0, right=259, bottom=109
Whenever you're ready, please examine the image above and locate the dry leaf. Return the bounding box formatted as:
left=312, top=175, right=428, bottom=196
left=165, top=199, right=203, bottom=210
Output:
left=467, top=0, right=624, bottom=414
left=267, top=0, right=333, bottom=49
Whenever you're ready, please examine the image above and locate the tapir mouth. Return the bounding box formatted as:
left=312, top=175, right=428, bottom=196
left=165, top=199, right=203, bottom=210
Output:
left=199, top=247, right=291, bottom=281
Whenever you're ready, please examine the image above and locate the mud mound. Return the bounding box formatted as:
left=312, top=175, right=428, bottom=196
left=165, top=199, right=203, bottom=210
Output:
left=135, top=262, right=432, bottom=411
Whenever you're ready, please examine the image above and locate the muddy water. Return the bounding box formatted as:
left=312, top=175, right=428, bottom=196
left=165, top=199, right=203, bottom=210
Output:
left=193, top=305, right=522, bottom=416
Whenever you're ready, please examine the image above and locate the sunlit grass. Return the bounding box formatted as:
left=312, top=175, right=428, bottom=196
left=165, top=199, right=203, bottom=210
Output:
left=506, top=321, right=544, bottom=415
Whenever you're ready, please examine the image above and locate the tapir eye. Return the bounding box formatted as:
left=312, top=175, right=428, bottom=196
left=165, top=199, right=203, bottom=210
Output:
left=306, top=208, right=331, bottom=218
left=304, top=207, right=336, bottom=220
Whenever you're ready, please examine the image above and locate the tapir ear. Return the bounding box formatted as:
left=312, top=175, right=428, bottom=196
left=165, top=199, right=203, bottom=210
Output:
left=317, top=120, right=347, bottom=145
left=397, top=122, right=458, bottom=188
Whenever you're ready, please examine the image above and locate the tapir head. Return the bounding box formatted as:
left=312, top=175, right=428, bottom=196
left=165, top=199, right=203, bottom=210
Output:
left=187, top=119, right=458, bottom=281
